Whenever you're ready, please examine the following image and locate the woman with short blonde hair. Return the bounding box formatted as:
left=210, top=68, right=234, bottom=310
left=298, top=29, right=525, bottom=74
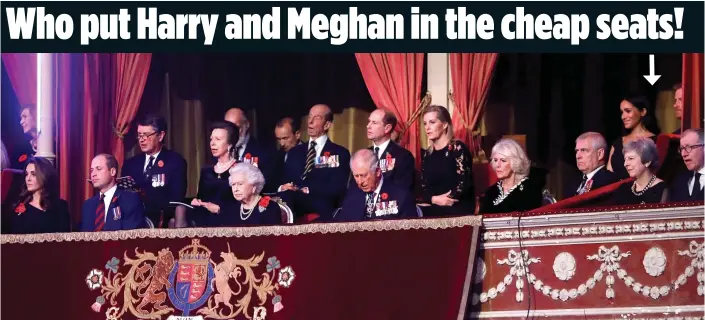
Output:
left=479, top=138, right=543, bottom=214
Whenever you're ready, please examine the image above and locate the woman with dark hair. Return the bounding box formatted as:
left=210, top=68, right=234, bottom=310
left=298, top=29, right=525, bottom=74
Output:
left=419, top=105, right=474, bottom=217
left=175, top=121, right=240, bottom=227
left=9, top=157, right=71, bottom=234
left=607, top=95, right=661, bottom=179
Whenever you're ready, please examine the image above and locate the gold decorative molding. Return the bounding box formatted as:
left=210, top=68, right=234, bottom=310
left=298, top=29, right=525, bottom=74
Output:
left=1, top=215, right=483, bottom=244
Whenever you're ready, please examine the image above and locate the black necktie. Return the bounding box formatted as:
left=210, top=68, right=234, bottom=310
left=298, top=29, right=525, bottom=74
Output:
left=365, top=192, right=376, bottom=218
left=374, top=147, right=380, bottom=159
left=144, top=156, right=155, bottom=181
left=301, top=141, right=317, bottom=181
left=692, top=172, right=702, bottom=197
left=577, top=175, right=588, bottom=195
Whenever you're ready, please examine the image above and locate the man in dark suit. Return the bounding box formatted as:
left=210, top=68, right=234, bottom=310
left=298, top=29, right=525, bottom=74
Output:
left=336, top=149, right=417, bottom=222
left=81, top=154, right=146, bottom=232
left=225, top=108, right=280, bottom=193
left=278, top=104, right=351, bottom=221
left=274, top=117, right=303, bottom=164
left=564, top=132, right=618, bottom=199
left=672, top=83, right=683, bottom=135
left=366, top=109, right=415, bottom=193
left=671, top=129, right=704, bottom=202
left=121, top=114, right=187, bottom=228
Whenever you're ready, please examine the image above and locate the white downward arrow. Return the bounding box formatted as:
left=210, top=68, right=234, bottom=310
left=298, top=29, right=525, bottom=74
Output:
left=643, top=54, right=661, bottom=85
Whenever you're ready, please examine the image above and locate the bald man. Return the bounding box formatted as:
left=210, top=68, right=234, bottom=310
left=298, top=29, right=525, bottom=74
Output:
left=335, top=149, right=417, bottom=222
left=278, top=104, right=351, bottom=221
left=224, top=107, right=280, bottom=193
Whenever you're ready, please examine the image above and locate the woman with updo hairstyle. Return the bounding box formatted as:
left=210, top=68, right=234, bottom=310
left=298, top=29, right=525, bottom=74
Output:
left=419, top=105, right=475, bottom=217
left=611, top=138, right=668, bottom=205
left=176, top=121, right=240, bottom=227
left=9, top=156, right=71, bottom=234
left=479, top=138, right=543, bottom=214
left=607, top=95, right=660, bottom=179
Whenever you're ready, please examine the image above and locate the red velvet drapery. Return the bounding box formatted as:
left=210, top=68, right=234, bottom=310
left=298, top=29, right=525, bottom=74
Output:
left=449, top=53, right=498, bottom=152
left=682, top=53, right=703, bottom=130
left=355, top=53, right=425, bottom=167
left=1, top=53, right=37, bottom=107
left=112, top=54, right=152, bottom=168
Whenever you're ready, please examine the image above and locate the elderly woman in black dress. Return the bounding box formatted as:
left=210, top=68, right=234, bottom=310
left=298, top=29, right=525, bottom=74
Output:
left=174, top=121, right=239, bottom=227
left=612, top=138, right=668, bottom=204
left=217, top=163, right=282, bottom=226
left=9, top=157, right=71, bottom=234
left=479, top=138, right=543, bottom=214
left=419, top=105, right=474, bottom=217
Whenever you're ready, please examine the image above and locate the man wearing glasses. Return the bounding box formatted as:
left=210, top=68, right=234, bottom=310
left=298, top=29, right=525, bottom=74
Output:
left=121, top=114, right=187, bottom=228
left=671, top=128, right=704, bottom=202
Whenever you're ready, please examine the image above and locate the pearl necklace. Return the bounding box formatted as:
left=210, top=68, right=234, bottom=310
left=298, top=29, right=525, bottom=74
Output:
left=240, top=195, right=261, bottom=221
left=493, top=177, right=528, bottom=206
left=631, top=174, right=656, bottom=196
left=215, top=159, right=235, bottom=179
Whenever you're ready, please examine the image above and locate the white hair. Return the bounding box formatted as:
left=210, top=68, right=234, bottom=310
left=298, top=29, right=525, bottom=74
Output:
left=491, top=138, right=531, bottom=180
left=228, top=163, right=266, bottom=194
left=576, top=132, right=608, bottom=153
left=350, top=149, right=379, bottom=172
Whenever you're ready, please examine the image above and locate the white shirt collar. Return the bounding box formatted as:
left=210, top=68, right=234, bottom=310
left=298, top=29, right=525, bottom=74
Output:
left=100, top=184, right=118, bottom=220
left=309, top=135, right=328, bottom=157
left=373, top=139, right=391, bottom=159
left=238, top=134, right=250, bottom=159
left=585, top=165, right=605, bottom=181
left=373, top=176, right=384, bottom=195
left=144, top=150, right=161, bottom=171
left=698, top=167, right=705, bottom=175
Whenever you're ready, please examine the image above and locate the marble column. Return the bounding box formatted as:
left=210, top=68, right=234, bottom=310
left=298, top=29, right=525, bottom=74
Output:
left=35, top=53, right=56, bottom=163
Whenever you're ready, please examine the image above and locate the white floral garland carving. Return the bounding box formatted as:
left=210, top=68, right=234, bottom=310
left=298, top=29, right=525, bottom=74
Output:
left=553, top=252, right=576, bottom=281
left=643, top=247, right=667, bottom=277
left=483, top=220, right=704, bottom=242
left=472, top=241, right=705, bottom=305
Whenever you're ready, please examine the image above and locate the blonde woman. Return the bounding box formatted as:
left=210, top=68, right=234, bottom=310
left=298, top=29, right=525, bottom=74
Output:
left=419, top=105, right=474, bottom=217
left=479, top=138, right=543, bottom=214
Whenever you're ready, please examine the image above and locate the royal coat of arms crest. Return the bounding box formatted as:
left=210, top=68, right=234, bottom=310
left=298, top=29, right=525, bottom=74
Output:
left=85, top=239, right=295, bottom=320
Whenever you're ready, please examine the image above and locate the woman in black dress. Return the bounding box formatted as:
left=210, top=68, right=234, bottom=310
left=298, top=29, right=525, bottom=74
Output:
left=607, top=96, right=660, bottom=179
left=217, top=163, right=282, bottom=226
left=419, top=105, right=474, bottom=217
left=174, top=121, right=240, bottom=227
left=479, top=139, right=543, bottom=214
left=9, top=157, right=71, bottom=234
left=612, top=138, right=668, bottom=205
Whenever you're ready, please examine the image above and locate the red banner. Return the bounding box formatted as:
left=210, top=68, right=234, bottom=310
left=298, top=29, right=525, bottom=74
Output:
left=1, top=217, right=481, bottom=320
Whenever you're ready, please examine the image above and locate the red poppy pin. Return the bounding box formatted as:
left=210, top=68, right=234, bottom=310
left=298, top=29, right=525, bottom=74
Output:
left=18, top=154, right=28, bottom=163
left=381, top=193, right=389, bottom=200
left=157, top=160, right=164, bottom=168
left=386, top=153, right=392, bottom=160
left=324, top=151, right=331, bottom=157
left=448, top=144, right=453, bottom=151
left=112, top=196, right=118, bottom=203
left=15, top=202, right=26, bottom=215
left=259, top=196, right=271, bottom=208
left=245, top=153, right=252, bottom=160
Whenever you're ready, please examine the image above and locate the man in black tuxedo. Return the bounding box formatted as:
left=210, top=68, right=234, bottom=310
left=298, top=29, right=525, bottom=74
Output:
left=564, top=132, right=618, bottom=199
left=366, top=109, right=415, bottom=193
left=274, top=117, right=303, bottom=164
left=278, top=104, right=351, bottom=221
left=81, top=154, right=146, bottom=232
left=672, top=83, right=683, bottom=135
left=670, top=129, right=704, bottom=202
left=225, top=108, right=280, bottom=193
left=335, top=149, right=417, bottom=222
left=121, top=114, right=187, bottom=228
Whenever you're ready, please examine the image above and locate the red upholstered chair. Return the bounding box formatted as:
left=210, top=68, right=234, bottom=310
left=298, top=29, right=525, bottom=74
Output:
left=296, top=213, right=320, bottom=224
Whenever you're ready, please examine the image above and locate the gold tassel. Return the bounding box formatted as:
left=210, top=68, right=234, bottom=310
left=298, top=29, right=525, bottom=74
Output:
left=399, top=91, right=432, bottom=140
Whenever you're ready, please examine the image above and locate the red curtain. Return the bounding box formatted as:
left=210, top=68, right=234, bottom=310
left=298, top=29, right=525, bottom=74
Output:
left=1, top=53, right=37, bottom=107
left=355, top=53, right=425, bottom=167
left=112, top=54, right=152, bottom=167
left=449, top=53, right=498, bottom=152
left=682, top=53, right=703, bottom=130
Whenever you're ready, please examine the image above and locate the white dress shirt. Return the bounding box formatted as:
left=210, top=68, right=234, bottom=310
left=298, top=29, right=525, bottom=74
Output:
left=237, top=134, right=251, bottom=160
left=585, top=165, right=605, bottom=181
left=143, top=150, right=161, bottom=172
left=373, top=139, right=391, bottom=159
left=688, top=167, right=705, bottom=195
left=309, top=135, right=328, bottom=158
left=100, top=184, right=118, bottom=221
left=366, top=177, right=385, bottom=208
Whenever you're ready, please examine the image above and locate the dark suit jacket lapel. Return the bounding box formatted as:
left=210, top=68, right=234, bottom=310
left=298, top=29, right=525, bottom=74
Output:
left=106, top=188, right=123, bottom=224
